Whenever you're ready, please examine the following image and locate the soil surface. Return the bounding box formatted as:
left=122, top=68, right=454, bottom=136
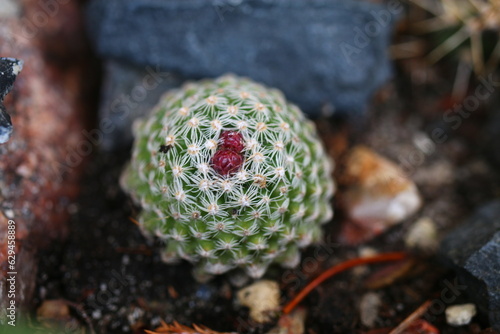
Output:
left=33, top=74, right=500, bottom=333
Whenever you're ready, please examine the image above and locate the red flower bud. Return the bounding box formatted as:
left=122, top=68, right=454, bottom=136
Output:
left=220, top=131, right=244, bottom=152
left=211, top=149, right=244, bottom=176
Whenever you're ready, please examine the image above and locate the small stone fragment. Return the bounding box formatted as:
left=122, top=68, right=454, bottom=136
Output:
left=405, top=217, right=439, bottom=253
left=0, top=57, right=22, bottom=144
left=0, top=0, right=20, bottom=18
left=353, top=247, right=379, bottom=276
left=0, top=57, right=22, bottom=99
left=237, top=280, right=280, bottom=323
left=36, top=299, right=82, bottom=332
left=359, top=247, right=379, bottom=258
left=359, top=292, right=382, bottom=327
left=445, top=304, right=477, bottom=326
left=413, top=160, right=454, bottom=187
left=339, top=146, right=421, bottom=244
left=37, top=299, right=70, bottom=320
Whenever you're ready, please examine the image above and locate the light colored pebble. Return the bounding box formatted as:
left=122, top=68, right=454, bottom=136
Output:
left=359, top=292, right=382, bottom=327
left=405, top=217, right=439, bottom=252
left=353, top=247, right=379, bottom=276
left=446, top=303, right=477, bottom=326
left=4, top=209, right=14, bottom=219
left=237, top=280, right=280, bottom=323
left=0, top=0, right=20, bottom=18
left=341, top=146, right=422, bottom=235
left=359, top=247, right=379, bottom=258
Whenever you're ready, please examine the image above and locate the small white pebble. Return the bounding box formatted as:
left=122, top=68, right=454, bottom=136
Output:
left=4, top=209, right=14, bottom=219
left=353, top=247, right=379, bottom=276
left=359, top=247, right=378, bottom=258
left=237, top=280, right=279, bottom=323
left=412, top=132, right=435, bottom=155
left=92, top=309, right=102, bottom=319
left=359, top=292, right=382, bottom=327
left=445, top=304, right=477, bottom=326
left=405, top=217, right=438, bottom=252
left=0, top=0, right=21, bottom=18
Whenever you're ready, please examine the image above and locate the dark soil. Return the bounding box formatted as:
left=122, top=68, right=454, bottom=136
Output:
left=29, top=45, right=500, bottom=332
left=33, top=88, right=500, bottom=333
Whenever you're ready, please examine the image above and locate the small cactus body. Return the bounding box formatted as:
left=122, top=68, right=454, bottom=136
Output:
left=121, top=75, right=335, bottom=279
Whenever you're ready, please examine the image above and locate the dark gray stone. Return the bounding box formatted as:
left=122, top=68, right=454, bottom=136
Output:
left=483, top=108, right=500, bottom=169
left=440, top=201, right=500, bottom=330
left=86, top=0, right=396, bottom=116
left=0, top=57, right=22, bottom=144
left=97, top=60, right=185, bottom=150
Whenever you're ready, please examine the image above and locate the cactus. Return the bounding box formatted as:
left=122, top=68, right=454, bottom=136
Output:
left=121, top=75, right=335, bottom=279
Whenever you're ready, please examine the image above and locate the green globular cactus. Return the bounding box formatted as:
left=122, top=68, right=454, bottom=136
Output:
left=121, top=75, right=335, bottom=279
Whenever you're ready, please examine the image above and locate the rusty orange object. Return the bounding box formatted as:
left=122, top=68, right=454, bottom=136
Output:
left=282, top=252, right=408, bottom=314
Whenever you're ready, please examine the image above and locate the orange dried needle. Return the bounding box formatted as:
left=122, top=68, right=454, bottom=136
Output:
left=128, top=216, right=140, bottom=226
left=282, top=252, right=408, bottom=315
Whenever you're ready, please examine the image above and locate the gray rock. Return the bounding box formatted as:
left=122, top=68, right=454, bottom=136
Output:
left=97, top=60, right=184, bottom=150
left=440, top=201, right=500, bottom=330
left=483, top=109, right=500, bottom=169
left=86, top=0, right=397, bottom=116
left=0, top=57, right=22, bottom=144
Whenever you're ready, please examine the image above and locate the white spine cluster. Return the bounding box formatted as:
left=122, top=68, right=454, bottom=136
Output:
left=121, top=75, right=335, bottom=279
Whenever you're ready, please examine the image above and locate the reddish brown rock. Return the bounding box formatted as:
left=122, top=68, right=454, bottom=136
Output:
left=0, top=0, right=90, bottom=313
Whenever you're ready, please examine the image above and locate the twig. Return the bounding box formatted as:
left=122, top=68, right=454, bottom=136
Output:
left=362, top=329, right=391, bottom=334
left=388, top=300, right=432, bottom=334
left=282, top=252, right=408, bottom=314
left=129, top=216, right=140, bottom=226
left=62, top=299, right=96, bottom=334
left=146, top=320, right=238, bottom=334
